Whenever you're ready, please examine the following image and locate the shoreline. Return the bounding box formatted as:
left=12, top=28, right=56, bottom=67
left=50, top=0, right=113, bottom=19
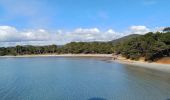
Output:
left=114, top=57, right=170, bottom=74
left=1, top=54, right=170, bottom=73
left=0, top=54, right=113, bottom=58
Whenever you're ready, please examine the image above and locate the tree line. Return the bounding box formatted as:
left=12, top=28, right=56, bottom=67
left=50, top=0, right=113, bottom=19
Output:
left=0, top=27, right=170, bottom=61
left=114, top=30, right=170, bottom=61
left=0, top=42, right=114, bottom=56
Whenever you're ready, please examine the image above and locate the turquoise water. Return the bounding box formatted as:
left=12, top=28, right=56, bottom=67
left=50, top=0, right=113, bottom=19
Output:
left=0, top=57, right=170, bottom=100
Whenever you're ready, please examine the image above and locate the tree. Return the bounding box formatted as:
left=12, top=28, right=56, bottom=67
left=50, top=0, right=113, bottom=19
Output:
left=163, top=27, right=170, bottom=32
left=113, top=31, right=170, bottom=61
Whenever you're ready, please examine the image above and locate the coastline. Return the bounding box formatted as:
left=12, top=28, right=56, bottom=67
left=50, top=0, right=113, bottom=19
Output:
left=0, top=54, right=113, bottom=58
left=1, top=54, right=170, bottom=73
left=114, top=57, right=170, bottom=74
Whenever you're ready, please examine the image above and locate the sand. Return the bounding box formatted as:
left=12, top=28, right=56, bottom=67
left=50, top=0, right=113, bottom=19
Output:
left=114, top=56, right=170, bottom=74
left=156, top=57, right=170, bottom=64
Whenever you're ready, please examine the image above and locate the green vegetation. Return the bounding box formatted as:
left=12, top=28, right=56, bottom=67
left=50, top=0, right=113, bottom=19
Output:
left=0, top=28, right=170, bottom=62
left=0, top=42, right=114, bottom=56
left=114, top=31, right=170, bottom=61
left=109, top=34, right=140, bottom=45
left=61, top=42, right=113, bottom=54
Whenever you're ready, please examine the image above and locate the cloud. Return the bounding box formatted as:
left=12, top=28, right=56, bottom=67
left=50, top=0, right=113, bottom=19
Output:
left=0, top=25, right=161, bottom=47
left=54, top=28, right=122, bottom=43
left=0, top=26, right=123, bottom=46
left=0, top=26, right=50, bottom=42
left=65, top=28, right=124, bottom=42
left=129, top=25, right=150, bottom=34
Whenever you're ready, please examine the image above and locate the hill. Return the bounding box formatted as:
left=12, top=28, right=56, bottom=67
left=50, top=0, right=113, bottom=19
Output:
left=110, top=34, right=141, bottom=44
left=113, top=32, right=170, bottom=61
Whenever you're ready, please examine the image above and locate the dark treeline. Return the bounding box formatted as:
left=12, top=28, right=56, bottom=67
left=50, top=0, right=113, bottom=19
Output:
left=0, top=42, right=114, bottom=56
left=114, top=31, right=170, bottom=61
left=0, top=27, right=170, bottom=61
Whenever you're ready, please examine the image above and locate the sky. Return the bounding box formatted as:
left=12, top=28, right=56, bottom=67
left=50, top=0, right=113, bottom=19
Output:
left=0, top=0, right=169, bottom=46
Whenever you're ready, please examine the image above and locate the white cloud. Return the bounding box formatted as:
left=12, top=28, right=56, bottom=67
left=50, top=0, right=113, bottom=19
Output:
left=0, top=26, right=18, bottom=42
left=74, top=28, right=100, bottom=34
left=153, top=27, right=165, bottom=32
left=0, top=26, right=51, bottom=42
left=67, top=28, right=122, bottom=42
left=129, top=25, right=150, bottom=34
left=0, top=25, right=161, bottom=47
left=0, top=26, right=122, bottom=46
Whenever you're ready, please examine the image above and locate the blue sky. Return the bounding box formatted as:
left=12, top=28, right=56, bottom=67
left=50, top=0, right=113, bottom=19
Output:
left=0, top=0, right=169, bottom=46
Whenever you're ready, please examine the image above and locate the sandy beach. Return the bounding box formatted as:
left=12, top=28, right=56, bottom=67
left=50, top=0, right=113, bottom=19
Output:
left=114, top=56, right=170, bottom=74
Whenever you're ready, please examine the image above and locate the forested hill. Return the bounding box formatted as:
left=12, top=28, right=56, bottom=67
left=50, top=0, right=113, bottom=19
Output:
left=114, top=31, right=170, bottom=61
left=110, top=34, right=140, bottom=44
left=0, top=28, right=170, bottom=62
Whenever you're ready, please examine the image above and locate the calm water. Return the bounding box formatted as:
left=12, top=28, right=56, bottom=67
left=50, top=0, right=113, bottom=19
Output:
left=0, top=57, right=170, bottom=100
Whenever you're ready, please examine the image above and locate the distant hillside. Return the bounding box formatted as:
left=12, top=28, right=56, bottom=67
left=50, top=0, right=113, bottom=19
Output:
left=110, top=34, right=141, bottom=44
left=113, top=32, right=170, bottom=61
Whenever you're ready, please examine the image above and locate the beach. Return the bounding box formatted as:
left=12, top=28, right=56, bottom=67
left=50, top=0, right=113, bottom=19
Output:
left=114, top=56, right=170, bottom=74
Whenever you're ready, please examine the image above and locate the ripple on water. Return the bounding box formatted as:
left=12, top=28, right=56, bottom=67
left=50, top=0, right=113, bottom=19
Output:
left=0, top=57, right=169, bottom=100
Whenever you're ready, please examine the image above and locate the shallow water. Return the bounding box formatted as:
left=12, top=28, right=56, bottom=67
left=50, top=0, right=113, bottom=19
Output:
left=0, top=57, right=170, bottom=100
